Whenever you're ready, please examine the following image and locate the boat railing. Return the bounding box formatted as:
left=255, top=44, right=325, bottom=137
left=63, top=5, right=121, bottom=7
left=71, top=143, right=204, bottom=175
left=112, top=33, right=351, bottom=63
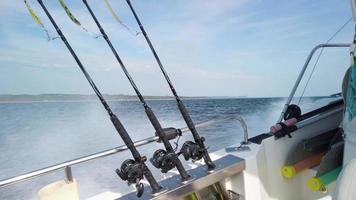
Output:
left=0, top=134, right=160, bottom=189
left=0, top=115, right=249, bottom=189
left=278, top=43, right=351, bottom=122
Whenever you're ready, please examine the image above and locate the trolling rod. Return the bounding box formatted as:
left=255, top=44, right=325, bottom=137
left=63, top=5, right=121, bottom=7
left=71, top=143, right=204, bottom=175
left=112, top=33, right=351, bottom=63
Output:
left=81, top=0, right=190, bottom=182
left=126, top=0, right=216, bottom=171
left=35, top=0, right=162, bottom=197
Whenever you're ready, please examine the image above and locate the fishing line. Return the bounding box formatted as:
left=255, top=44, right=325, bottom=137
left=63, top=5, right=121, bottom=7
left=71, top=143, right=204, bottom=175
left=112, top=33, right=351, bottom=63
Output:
left=58, top=0, right=102, bottom=38
left=297, top=17, right=352, bottom=105
left=103, top=0, right=140, bottom=36
left=173, top=134, right=181, bottom=152
left=24, top=0, right=58, bottom=41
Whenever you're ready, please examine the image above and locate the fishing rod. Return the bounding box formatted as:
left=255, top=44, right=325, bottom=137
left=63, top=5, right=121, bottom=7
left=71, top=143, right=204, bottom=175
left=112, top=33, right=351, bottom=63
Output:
left=35, top=0, right=162, bottom=197
left=81, top=0, right=190, bottom=182
left=125, top=0, right=216, bottom=171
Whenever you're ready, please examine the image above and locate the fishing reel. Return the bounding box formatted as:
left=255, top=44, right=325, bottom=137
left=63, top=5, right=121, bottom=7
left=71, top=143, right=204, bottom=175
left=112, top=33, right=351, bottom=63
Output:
left=156, top=127, right=182, bottom=142
left=116, top=159, right=145, bottom=197
left=284, top=104, right=301, bottom=120
left=180, top=141, right=205, bottom=162
left=150, top=149, right=178, bottom=173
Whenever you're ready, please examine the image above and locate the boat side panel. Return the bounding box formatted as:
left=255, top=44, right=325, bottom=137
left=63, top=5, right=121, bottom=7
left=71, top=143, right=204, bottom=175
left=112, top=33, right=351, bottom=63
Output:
left=258, top=107, right=343, bottom=200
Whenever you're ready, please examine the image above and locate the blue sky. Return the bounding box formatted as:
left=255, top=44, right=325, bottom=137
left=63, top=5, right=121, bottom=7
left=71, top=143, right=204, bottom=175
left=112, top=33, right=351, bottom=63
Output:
left=0, top=0, right=354, bottom=97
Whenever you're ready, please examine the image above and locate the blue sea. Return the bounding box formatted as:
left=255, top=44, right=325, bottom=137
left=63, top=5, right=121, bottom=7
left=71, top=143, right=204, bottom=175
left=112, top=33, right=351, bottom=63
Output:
left=0, top=97, right=336, bottom=199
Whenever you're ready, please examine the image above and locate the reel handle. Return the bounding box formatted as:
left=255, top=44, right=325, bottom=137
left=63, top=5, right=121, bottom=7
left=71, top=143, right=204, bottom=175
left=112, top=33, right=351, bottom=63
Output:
left=136, top=180, right=144, bottom=197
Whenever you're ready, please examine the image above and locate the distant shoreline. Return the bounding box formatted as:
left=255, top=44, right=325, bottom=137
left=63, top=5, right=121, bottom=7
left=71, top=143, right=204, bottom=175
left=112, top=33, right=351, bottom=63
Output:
left=0, top=94, right=332, bottom=104
left=0, top=98, right=209, bottom=104
left=0, top=94, right=219, bottom=104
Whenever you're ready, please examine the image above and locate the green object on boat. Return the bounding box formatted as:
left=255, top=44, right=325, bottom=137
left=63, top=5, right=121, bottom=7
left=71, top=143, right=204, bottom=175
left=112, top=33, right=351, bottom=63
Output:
left=320, top=166, right=342, bottom=185
left=346, top=60, right=356, bottom=121
left=183, top=193, right=198, bottom=200
left=307, top=166, right=342, bottom=191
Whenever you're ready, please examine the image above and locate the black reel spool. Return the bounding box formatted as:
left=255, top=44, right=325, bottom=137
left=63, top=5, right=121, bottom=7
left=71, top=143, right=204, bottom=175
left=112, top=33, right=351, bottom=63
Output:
left=180, top=141, right=204, bottom=162
left=116, top=159, right=145, bottom=197
left=284, top=104, right=301, bottom=120
left=150, top=149, right=177, bottom=173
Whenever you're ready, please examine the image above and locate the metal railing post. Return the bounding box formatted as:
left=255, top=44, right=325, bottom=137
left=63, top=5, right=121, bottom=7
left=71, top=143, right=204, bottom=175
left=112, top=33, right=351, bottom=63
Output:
left=64, top=166, right=73, bottom=183
left=236, top=115, right=249, bottom=145
left=278, top=43, right=351, bottom=122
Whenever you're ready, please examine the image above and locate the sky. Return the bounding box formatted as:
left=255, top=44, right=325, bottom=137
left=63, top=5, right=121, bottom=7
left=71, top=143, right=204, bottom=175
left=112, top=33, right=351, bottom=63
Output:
left=0, top=0, right=354, bottom=97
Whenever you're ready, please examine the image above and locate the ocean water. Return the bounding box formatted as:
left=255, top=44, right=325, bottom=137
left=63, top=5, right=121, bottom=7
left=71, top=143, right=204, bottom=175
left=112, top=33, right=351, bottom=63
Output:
left=0, top=97, right=336, bottom=199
